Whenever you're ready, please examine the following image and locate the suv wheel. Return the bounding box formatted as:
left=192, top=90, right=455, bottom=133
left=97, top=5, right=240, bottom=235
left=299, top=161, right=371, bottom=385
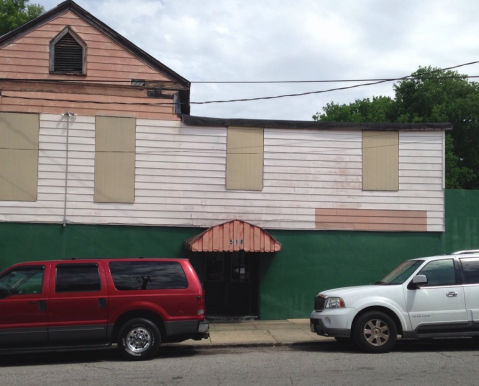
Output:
left=353, top=311, right=397, bottom=353
left=118, top=318, right=161, bottom=360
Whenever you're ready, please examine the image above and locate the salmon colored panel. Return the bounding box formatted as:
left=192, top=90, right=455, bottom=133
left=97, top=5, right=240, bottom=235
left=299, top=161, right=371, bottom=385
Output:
left=260, top=233, right=265, bottom=252
left=238, top=221, right=244, bottom=252
left=315, top=222, right=427, bottom=232
left=233, top=220, right=240, bottom=252
left=202, top=230, right=209, bottom=252
left=212, top=226, right=220, bottom=252
left=243, top=223, right=251, bottom=252
left=253, top=227, right=261, bottom=252
left=264, top=234, right=271, bottom=252
left=249, top=226, right=255, bottom=251
left=316, top=208, right=427, bottom=218
left=228, top=222, right=234, bottom=252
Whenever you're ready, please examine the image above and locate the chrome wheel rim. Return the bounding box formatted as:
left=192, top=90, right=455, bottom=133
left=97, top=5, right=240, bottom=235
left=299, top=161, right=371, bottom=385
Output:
left=126, top=327, right=151, bottom=353
left=363, top=318, right=390, bottom=347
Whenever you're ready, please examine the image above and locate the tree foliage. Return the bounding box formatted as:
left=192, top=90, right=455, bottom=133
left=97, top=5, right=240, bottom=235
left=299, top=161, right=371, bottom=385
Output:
left=313, top=67, right=478, bottom=189
left=0, top=0, right=44, bottom=36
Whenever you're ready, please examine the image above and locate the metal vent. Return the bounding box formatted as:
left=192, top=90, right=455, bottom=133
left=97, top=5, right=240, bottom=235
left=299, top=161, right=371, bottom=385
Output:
left=54, top=33, right=83, bottom=73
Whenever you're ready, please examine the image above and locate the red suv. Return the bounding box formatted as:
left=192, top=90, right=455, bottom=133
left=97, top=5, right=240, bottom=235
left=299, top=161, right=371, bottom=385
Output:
left=0, top=258, right=209, bottom=360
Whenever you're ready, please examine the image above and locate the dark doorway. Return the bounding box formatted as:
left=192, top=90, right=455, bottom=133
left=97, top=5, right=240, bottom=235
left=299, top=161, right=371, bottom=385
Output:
left=203, top=251, right=259, bottom=315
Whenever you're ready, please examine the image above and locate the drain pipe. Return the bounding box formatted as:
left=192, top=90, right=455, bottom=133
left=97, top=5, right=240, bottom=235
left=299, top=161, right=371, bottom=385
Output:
left=62, top=111, right=75, bottom=227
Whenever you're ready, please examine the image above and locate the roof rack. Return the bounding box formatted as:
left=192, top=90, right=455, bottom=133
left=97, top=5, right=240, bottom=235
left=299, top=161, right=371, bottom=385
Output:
left=63, top=257, right=146, bottom=260
left=451, top=249, right=479, bottom=255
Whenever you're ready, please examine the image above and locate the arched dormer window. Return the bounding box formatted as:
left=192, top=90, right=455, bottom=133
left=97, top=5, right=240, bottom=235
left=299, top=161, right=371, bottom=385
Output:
left=49, top=26, right=87, bottom=75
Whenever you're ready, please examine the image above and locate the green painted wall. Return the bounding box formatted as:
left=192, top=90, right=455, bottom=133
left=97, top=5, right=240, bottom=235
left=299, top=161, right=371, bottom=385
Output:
left=0, top=223, right=206, bottom=280
left=0, top=190, right=478, bottom=320
left=260, top=190, right=479, bottom=319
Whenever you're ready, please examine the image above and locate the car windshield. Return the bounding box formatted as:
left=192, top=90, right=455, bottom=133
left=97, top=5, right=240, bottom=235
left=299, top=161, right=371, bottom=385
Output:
left=376, top=260, right=424, bottom=285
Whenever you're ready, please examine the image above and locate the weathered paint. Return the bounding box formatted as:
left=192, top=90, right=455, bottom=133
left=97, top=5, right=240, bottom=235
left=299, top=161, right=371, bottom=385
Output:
left=184, top=220, right=281, bottom=252
left=0, top=11, right=171, bottom=83
left=0, top=115, right=447, bottom=231
left=315, top=208, right=428, bottom=231
left=0, top=190, right=477, bottom=319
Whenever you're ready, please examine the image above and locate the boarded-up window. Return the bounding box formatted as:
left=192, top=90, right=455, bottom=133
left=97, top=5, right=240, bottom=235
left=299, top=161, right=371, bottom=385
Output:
left=95, top=116, right=136, bottom=203
left=226, top=127, right=264, bottom=191
left=362, top=131, right=399, bottom=191
left=0, top=113, right=39, bottom=201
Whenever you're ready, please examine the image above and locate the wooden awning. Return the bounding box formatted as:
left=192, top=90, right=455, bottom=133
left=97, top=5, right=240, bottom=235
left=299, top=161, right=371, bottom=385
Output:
left=184, top=220, right=281, bottom=253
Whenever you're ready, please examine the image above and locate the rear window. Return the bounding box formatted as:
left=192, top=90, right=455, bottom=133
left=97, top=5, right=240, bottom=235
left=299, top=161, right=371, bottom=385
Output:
left=109, top=261, right=188, bottom=290
left=460, top=258, right=479, bottom=284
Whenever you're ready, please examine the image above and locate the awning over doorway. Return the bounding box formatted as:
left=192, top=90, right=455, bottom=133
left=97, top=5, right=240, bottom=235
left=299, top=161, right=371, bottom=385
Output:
left=184, top=220, right=282, bottom=253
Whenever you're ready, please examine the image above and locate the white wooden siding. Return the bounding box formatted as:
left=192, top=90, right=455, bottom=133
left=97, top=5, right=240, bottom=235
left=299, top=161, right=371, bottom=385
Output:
left=0, top=115, right=445, bottom=231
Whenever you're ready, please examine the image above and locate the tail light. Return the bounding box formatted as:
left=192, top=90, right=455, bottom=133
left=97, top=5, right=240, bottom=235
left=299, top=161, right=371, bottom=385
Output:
left=197, top=290, right=205, bottom=318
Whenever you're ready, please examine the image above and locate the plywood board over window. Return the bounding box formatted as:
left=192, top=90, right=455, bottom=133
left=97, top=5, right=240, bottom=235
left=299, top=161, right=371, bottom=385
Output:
left=95, top=116, right=136, bottom=203
left=0, top=112, right=39, bottom=201
left=226, top=127, right=264, bottom=191
left=362, top=131, right=399, bottom=191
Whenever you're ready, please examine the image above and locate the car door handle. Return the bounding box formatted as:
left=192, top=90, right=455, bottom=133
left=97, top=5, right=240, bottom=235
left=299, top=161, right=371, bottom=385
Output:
left=98, top=298, right=107, bottom=308
left=446, top=292, right=458, bottom=297
left=38, top=300, right=47, bottom=311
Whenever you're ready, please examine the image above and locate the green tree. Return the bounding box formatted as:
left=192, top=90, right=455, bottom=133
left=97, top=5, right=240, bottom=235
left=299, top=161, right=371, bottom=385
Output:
left=0, top=0, right=44, bottom=36
left=313, top=67, right=477, bottom=189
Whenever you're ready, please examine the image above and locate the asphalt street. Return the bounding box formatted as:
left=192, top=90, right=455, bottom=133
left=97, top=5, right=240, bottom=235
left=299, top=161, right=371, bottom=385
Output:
left=1, top=339, right=479, bottom=386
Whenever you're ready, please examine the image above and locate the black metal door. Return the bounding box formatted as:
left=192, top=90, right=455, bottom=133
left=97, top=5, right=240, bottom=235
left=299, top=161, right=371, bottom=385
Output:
left=203, top=252, right=258, bottom=315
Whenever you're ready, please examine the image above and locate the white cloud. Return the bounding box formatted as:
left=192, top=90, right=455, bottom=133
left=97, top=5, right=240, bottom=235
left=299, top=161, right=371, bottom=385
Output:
left=37, top=0, right=479, bottom=120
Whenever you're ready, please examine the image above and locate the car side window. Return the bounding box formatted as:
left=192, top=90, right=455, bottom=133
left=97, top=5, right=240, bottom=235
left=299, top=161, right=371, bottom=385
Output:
left=417, top=259, right=456, bottom=286
left=55, top=264, right=101, bottom=292
left=460, top=258, right=479, bottom=284
left=0, top=267, right=44, bottom=297
left=109, top=261, right=188, bottom=290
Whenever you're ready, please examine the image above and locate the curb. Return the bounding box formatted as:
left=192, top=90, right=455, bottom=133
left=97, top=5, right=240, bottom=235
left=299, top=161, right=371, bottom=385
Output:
left=163, top=340, right=333, bottom=350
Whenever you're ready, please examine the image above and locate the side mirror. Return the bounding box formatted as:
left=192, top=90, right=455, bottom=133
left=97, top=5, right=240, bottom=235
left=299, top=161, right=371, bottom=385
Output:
left=408, top=275, right=427, bottom=290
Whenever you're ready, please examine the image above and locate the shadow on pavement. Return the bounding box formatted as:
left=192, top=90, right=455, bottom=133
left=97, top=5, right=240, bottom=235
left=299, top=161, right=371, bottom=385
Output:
left=289, top=337, right=479, bottom=354
left=0, top=346, right=200, bottom=367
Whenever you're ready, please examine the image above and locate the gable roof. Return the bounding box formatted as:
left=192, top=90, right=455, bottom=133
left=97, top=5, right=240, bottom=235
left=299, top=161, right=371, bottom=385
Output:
left=0, top=0, right=190, bottom=112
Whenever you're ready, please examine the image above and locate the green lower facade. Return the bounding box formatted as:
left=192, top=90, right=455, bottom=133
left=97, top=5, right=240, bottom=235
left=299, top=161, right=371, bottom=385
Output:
left=1, top=190, right=479, bottom=320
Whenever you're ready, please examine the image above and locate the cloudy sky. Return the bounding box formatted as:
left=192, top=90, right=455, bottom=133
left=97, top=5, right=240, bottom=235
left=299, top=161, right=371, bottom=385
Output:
left=37, top=0, right=479, bottom=121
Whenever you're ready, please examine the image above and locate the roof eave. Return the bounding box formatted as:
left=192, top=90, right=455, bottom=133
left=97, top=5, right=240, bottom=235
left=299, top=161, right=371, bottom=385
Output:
left=181, top=115, right=453, bottom=131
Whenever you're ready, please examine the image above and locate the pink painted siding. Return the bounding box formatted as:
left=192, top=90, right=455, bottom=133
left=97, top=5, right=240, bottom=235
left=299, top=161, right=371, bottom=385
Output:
left=0, top=10, right=171, bottom=83
left=315, top=208, right=428, bottom=231
left=0, top=10, right=180, bottom=120
left=0, top=90, right=177, bottom=120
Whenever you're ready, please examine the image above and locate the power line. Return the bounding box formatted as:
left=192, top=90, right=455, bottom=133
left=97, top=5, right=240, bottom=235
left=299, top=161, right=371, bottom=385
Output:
left=1, top=60, right=478, bottom=105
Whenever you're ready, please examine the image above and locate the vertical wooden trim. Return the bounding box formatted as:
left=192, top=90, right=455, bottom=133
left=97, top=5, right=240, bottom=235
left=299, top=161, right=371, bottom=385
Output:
left=442, top=130, right=446, bottom=190
left=362, top=130, right=398, bottom=191
left=228, top=222, right=234, bottom=252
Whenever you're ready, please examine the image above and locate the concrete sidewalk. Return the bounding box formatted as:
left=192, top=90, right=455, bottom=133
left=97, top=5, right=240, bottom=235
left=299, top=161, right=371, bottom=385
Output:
left=167, top=319, right=333, bottom=348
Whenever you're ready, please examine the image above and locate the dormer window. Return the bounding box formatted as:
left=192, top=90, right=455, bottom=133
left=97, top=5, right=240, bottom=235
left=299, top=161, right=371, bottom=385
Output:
left=50, top=26, right=86, bottom=75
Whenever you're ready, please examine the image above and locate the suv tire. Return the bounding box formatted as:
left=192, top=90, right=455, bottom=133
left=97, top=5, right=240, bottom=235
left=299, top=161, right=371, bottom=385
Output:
left=353, top=311, right=397, bottom=353
left=118, top=318, right=161, bottom=360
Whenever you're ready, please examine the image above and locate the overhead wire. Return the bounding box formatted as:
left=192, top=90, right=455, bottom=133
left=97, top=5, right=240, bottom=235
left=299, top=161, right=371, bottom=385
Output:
left=0, top=60, right=479, bottom=105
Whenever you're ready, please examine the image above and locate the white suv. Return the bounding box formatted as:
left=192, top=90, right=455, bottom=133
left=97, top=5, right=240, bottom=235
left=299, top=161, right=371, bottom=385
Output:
left=310, top=250, right=479, bottom=353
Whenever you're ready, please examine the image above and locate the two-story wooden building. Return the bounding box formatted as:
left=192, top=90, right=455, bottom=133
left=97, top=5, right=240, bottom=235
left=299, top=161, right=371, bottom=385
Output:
left=0, top=0, right=451, bottom=319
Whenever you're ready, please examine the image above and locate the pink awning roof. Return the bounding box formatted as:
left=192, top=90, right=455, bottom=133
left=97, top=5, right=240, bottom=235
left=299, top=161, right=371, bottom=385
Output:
left=184, top=220, right=281, bottom=253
